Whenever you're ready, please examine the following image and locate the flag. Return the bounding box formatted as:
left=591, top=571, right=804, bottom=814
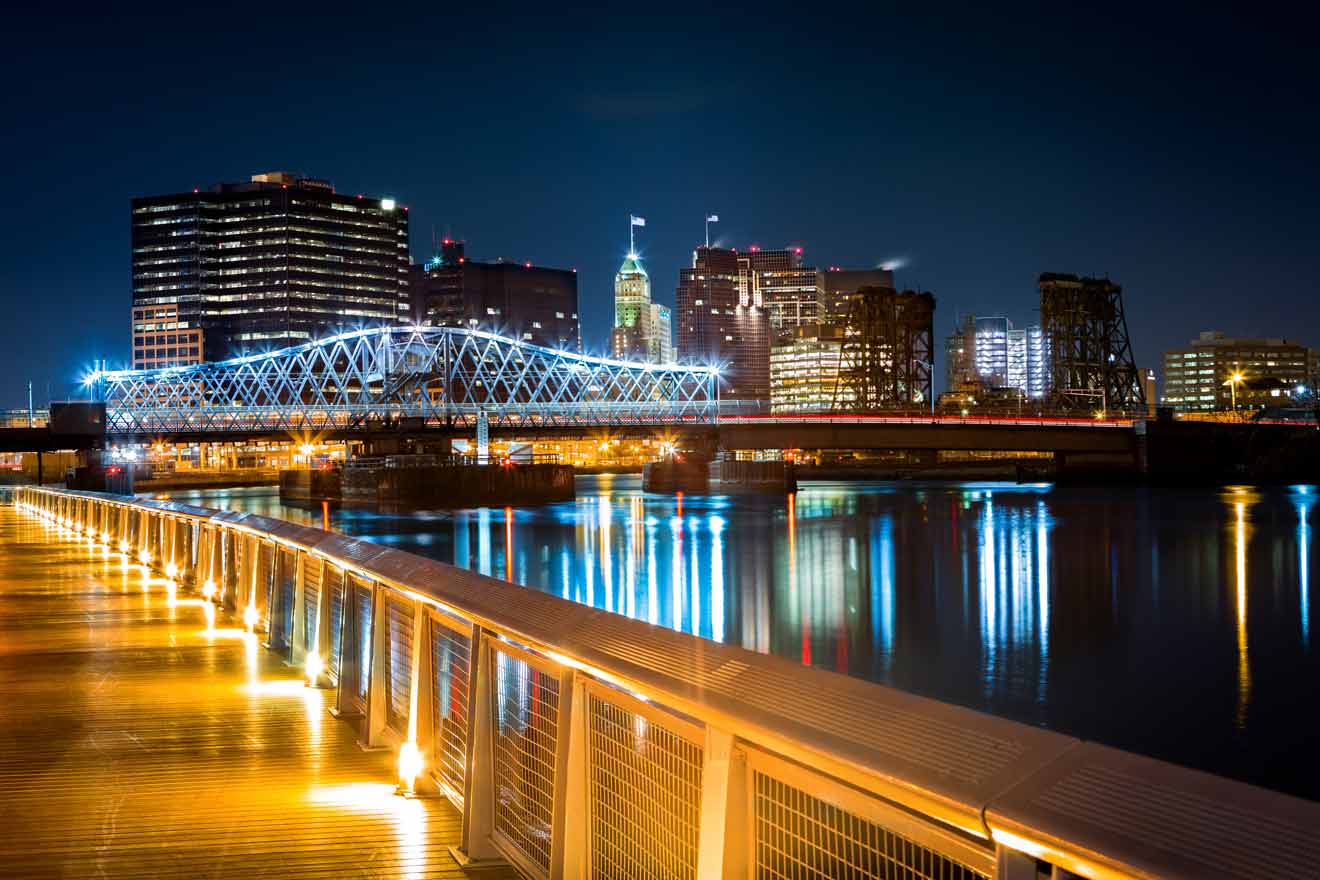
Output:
left=630, top=215, right=646, bottom=227
left=706, top=214, right=719, bottom=222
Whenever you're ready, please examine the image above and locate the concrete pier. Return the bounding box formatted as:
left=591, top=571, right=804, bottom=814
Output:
left=282, top=460, right=575, bottom=508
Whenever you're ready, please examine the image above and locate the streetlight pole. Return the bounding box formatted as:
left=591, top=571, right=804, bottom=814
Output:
left=916, top=359, right=935, bottom=418
left=1223, top=371, right=1244, bottom=420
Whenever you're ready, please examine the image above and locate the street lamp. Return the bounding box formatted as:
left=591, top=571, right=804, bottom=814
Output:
left=915, top=359, right=936, bottom=418
left=1223, top=371, right=1244, bottom=417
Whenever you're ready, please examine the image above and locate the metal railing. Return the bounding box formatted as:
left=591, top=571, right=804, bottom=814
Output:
left=11, top=487, right=1320, bottom=880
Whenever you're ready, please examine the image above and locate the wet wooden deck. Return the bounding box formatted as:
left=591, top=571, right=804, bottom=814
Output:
left=0, top=506, right=516, bottom=879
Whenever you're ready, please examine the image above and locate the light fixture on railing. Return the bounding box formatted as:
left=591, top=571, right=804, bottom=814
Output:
left=201, top=579, right=217, bottom=601
left=138, top=549, right=152, bottom=565
left=397, top=740, right=423, bottom=795
left=305, top=652, right=324, bottom=685
left=243, top=604, right=258, bottom=631
left=165, top=561, right=178, bottom=579
left=118, top=540, right=129, bottom=554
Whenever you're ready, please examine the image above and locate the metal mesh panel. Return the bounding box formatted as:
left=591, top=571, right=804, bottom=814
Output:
left=587, top=693, right=704, bottom=880
left=491, top=648, right=560, bottom=877
left=354, top=580, right=373, bottom=700
left=328, top=567, right=345, bottom=679
left=429, top=616, right=471, bottom=800
left=258, top=543, right=276, bottom=630
left=302, top=557, right=321, bottom=652
left=752, top=773, right=989, bottom=880
left=385, top=594, right=414, bottom=736
left=270, top=549, right=296, bottom=650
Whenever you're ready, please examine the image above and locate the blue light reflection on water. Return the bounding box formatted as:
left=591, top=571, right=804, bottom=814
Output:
left=171, top=476, right=1320, bottom=800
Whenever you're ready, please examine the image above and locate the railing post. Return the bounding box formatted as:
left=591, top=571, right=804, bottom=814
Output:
left=550, top=668, right=588, bottom=880
left=695, top=727, right=749, bottom=879
left=455, top=626, right=504, bottom=865
left=407, top=603, right=437, bottom=794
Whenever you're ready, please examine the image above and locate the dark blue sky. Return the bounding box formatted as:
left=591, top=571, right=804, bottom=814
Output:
left=1, top=2, right=1316, bottom=407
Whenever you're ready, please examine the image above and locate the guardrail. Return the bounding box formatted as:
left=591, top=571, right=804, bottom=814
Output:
left=11, top=487, right=1320, bottom=879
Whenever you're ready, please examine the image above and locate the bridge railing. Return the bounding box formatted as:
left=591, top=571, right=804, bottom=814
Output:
left=12, top=487, right=1319, bottom=880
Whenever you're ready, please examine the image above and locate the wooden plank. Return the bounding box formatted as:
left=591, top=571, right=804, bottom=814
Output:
left=0, top=507, right=518, bottom=880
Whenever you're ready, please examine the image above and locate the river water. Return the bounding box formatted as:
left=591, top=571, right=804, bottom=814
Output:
left=165, top=477, right=1320, bottom=802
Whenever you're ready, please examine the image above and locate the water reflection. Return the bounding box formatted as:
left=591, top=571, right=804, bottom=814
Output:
left=173, top=478, right=1320, bottom=800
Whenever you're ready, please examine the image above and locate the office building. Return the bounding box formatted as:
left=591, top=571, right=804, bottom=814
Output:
left=944, top=314, right=1049, bottom=399
left=131, top=171, right=409, bottom=366
left=411, top=240, right=580, bottom=351
left=1162, top=331, right=1310, bottom=412
left=610, top=251, right=672, bottom=362
left=770, top=324, right=844, bottom=412
left=676, top=246, right=771, bottom=401
left=130, top=303, right=204, bottom=370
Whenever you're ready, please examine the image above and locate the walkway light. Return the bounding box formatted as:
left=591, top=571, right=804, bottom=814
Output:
left=305, top=651, right=324, bottom=685
left=243, top=604, right=259, bottom=631
left=165, top=561, right=178, bottom=579
left=138, top=549, right=152, bottom=565
left=397, top=740, right=423, bottom=794
left=201, top=579, right=217, bottom=601
left=118, top=540, right=129, bottom=554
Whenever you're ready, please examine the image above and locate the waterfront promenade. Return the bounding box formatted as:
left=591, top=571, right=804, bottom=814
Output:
left=0, top=505, right=513, bottom=879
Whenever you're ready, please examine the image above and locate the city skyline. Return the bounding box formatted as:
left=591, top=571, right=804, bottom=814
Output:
left=1, top=4, right=1317, bottom=409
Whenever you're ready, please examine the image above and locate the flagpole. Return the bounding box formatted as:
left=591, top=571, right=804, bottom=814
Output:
left=704, top=214, right=709, bottom=248
left=630, top=215, right=634, bottom=256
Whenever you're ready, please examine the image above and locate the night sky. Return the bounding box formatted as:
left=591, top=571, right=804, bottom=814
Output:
left=1, top=2, right=1316, bottom=408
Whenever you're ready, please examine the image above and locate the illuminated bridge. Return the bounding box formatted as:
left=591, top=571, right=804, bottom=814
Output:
left=5, top=485, right=1319, bottom=878
left=97, top=326, right=719, bottom=437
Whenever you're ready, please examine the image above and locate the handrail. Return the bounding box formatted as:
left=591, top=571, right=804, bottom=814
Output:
left=13, top=486, right=1319, bottom=880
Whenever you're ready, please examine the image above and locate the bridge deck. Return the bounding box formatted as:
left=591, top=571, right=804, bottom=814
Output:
left=0, top=507, right=515, bottom=880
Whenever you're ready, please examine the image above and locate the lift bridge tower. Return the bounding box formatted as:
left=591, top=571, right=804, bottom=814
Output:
left=1039, top=273, right=1145, bottom=414
left=832, top=287, right=935, bottom=411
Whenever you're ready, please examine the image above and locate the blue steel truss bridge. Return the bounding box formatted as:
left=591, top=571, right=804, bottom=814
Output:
left=99, top=327, right=720, bottom=438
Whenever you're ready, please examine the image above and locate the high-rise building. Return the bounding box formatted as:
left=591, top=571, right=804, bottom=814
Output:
left=735, top=246, right=821, bottom=338
left=1162, top=331, right=1309, bottom=412
left=649, top=302, right=673, bottom=363
left=411, top=240, right=580, bottom=351
left=770, top=324, right=845, bottom=412
left=944, top=314, right=1049, bottom=399
left=131, top=171, right=410, bottom=366
left=676, top=246, right=771, bottom=402
left=609, top=249, right=672, bottom=363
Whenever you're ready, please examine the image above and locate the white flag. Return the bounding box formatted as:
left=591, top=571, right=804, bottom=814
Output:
left=706, top=214, right=719, bottom=222
left=630, top=215, right=646, bottom=227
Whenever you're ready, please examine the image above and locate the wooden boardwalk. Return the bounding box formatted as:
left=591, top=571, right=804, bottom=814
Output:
left=0, top=506, right=516, bottom=879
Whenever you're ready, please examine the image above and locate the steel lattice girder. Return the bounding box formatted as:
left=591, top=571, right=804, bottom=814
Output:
left=101, top=327, right=720, bottom=435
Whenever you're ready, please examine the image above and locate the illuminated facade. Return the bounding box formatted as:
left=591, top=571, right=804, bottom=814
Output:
left=131, top=171, right=410, bottom=362
left=676, top=246, right=771, bottom=402
left=1162, top=331, right=1310, bottom=412
left=131, top=303, right=203, bottom=369
left=611, top=253, right=671, bottom=362
left=944, top=314, right=1049, bottom=399
left=770, top=325, right=845, bottom=412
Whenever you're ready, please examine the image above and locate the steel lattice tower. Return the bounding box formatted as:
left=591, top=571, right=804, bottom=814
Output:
left=1039, top=273, right=1145, bottom=412
left=832, top=287, right=935, bottom=411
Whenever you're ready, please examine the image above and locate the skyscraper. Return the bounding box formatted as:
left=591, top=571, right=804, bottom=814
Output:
left=611, top=253, right=652, bottom=360
left=131, top=171, right=410, bottom=366
left=676, top=246, right=771, bottom=402
left=411, top=240, right=580, bottom=351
